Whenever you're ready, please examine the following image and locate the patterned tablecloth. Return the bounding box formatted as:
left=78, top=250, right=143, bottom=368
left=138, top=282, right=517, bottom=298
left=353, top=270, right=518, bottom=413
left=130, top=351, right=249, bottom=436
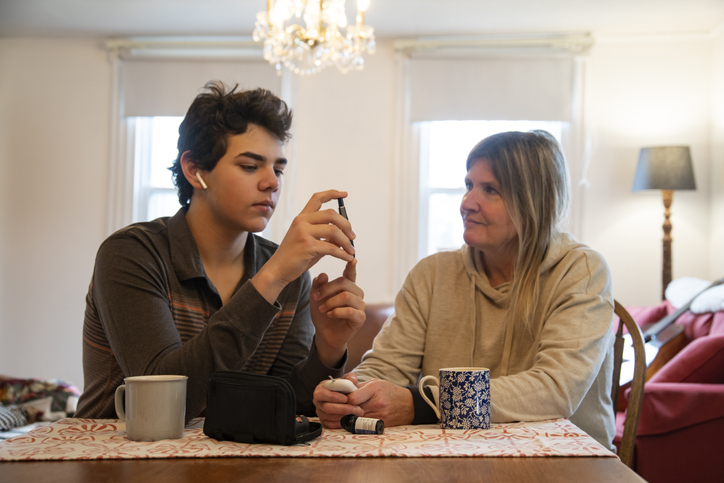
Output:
left=0, top=417, right=615, bottom=461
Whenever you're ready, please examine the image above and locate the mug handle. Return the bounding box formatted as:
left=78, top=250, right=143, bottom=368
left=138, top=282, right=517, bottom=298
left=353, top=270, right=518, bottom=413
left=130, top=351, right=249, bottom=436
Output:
left=114, top=384, right=126, bottom=421
left=418, top=375, right=441, bottom=419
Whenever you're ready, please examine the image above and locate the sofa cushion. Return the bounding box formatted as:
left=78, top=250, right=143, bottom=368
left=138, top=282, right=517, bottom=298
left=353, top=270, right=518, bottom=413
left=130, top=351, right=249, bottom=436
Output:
left=347, top=303, right=394, bottom=371
left=636, top=382, right=724, bottom=436
left=707, top=311, right=724, bottom=336
left=680, top=311, right=717, bottom=340
left=650, top=335, right=724, bottom=384
left=626, top=302, right=721, bottom=340
left=624, top=304, right=670, bottom=328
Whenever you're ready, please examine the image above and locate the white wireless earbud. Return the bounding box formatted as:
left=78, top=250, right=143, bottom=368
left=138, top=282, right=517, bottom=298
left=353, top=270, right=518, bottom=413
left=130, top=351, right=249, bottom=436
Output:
left=196, top=172, right=208, bottom=190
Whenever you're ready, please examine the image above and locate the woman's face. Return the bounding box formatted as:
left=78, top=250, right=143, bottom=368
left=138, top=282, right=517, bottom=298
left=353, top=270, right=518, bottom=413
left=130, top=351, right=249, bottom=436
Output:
left=460, top=158, right=518, bottom=255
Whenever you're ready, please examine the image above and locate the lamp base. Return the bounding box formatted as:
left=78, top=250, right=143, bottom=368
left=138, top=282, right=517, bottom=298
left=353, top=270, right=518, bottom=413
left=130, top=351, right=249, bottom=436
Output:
left=661, top=190, right=673, bottom=300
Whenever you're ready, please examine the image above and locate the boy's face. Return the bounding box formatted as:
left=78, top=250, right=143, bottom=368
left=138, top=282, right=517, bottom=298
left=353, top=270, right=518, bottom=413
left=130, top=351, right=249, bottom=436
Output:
left=200, top=124, right=286, bottom=234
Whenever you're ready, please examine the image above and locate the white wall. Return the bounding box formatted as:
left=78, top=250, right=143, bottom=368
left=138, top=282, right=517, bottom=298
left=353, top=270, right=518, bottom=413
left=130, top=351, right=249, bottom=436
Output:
left=711, top=29, right=724, bottom=279
left=0, top=38, right=110, bottom=386
left=289, top=41, right=398, bottom=305
left=584, top=36, right=713, bottom=306
left=0, top=32, right=721, bottom=390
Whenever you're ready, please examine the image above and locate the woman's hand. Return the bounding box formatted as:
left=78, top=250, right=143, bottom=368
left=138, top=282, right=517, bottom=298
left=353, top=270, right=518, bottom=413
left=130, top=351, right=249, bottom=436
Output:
left=314, top=373, right=364, bottom=428
left=251, top=190, right=356, bottom=304
left=314, top=376, right=415, bottom=429
left=348, top=379, right=415, bottom=427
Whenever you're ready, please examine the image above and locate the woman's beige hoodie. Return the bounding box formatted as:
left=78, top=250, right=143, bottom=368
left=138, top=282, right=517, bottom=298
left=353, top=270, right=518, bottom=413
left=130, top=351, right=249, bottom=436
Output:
left=355, top=232, right=615, bottom=450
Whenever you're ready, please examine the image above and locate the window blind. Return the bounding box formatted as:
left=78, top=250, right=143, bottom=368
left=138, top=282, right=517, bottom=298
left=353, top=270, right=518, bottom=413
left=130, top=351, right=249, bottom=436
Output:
left=408, top=56, right=574, bottom=122
left=122, top=58, right=281, bottom=117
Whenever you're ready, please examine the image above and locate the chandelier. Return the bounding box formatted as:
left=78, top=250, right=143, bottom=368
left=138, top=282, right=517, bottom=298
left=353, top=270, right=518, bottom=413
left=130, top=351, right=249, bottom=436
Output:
left=253, top=0, right=376, bottom=75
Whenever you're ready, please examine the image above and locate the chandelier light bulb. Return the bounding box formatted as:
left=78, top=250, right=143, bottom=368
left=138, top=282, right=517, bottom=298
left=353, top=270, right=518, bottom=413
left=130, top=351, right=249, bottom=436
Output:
left=254, top=0, right=376, bottom=76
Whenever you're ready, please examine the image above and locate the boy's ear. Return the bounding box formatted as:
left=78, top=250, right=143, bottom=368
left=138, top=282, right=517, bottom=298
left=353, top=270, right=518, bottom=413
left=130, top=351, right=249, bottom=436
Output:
left=180, top=151, right=206, bottom=190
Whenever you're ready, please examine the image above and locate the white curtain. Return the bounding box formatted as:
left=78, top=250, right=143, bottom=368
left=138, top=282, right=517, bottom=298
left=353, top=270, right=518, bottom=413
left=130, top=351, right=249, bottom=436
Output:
left=408, top=56, right=575, bottom=122
left=122, top=58, right=281, bottom=117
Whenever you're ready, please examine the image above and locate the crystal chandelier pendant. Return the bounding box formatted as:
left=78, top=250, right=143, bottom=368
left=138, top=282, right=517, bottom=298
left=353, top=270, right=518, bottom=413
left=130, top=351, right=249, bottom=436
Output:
left=253, top=0, right=376, bottom=76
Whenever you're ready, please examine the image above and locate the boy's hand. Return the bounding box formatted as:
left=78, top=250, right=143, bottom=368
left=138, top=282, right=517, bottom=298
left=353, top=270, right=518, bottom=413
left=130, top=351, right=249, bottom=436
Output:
left=251, top=189, right=356, bottom=303
left=311, top=259, right=365, bottom=367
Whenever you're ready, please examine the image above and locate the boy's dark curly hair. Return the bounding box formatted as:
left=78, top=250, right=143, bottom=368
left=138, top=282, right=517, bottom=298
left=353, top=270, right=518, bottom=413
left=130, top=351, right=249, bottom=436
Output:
left=170, top=81, right=293, bottom=207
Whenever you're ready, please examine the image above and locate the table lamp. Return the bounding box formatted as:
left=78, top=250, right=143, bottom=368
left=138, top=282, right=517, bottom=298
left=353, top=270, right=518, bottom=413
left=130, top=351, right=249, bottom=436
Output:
left=632, top=146, right=696, bottom=300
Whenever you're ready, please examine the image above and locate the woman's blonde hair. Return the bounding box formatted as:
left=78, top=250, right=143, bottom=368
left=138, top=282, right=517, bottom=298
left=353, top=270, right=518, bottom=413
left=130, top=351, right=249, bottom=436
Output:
left=465, top=130, right=570, bottom=329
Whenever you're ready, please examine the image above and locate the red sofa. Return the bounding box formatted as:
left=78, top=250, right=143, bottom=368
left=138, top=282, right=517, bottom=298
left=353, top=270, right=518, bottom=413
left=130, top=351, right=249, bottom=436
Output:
left=614, top=302, right=724, bottom=483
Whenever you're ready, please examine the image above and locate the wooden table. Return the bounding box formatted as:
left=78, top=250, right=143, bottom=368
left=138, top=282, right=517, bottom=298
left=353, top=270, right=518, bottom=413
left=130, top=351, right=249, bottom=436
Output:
left=0, top=418, right=645, bottom=482
left=1, top=455, right=645, bottom=482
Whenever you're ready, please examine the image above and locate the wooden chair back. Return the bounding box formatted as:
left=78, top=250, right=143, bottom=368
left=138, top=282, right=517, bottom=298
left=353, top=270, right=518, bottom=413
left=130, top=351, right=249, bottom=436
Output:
left=611, top=300, right=647, bottom=468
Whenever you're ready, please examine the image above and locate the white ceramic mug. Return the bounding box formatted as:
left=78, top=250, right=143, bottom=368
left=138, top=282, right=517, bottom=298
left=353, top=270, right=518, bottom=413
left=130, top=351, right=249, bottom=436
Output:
left=418, top=367, right=491, bottom=430
left=114, top=375, right=188, bottom=441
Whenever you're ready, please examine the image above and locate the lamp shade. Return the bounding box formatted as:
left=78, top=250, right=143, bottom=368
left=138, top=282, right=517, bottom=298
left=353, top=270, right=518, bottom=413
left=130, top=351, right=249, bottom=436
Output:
left=632, top=146, right=696, bottom=191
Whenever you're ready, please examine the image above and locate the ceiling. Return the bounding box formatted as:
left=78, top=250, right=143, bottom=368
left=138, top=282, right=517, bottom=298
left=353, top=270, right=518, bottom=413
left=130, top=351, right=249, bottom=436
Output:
left=1, top=0, right=723, bottom=39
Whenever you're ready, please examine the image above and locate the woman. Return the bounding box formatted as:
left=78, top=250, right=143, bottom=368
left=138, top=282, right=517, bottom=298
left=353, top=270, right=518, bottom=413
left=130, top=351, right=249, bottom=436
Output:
left=313, top=130, right=615, bottom=450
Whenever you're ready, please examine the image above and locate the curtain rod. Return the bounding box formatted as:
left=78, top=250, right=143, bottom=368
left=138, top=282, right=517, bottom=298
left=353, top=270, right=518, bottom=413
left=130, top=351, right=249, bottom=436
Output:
left=104, top=33, right=596, bottom=57
left=105, top=37, right=260, bottom=50
left=393, top=33, right=594, bottom=54
left=104, top=37, right=262, bottom=58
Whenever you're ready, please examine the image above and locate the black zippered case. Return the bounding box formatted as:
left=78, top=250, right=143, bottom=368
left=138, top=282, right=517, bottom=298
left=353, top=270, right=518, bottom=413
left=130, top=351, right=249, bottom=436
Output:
left=203, top=371, right=322, bottom=445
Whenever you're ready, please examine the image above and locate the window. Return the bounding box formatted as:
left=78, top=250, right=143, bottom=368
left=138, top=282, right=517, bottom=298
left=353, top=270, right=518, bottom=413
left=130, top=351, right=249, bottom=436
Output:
left=419, top=120, right=565, bottom=258
left=133, top=117, right=184, bottom=222
left=105, top=54, right=284, bottom=236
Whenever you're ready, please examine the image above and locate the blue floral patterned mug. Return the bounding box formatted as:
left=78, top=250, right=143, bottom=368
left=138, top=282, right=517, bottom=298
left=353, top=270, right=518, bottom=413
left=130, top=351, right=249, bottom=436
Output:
left=418, top=367, right=491, bottom=430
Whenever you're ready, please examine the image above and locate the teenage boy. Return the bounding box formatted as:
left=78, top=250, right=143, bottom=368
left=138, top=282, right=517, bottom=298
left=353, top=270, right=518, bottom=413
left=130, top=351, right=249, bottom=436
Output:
left=76, top=82, right=365, bottom=421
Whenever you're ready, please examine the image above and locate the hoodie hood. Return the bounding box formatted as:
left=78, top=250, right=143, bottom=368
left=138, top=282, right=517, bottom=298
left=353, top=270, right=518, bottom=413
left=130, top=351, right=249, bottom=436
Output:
left=460, top=230, right=589, bottom=375
left=462, top=230, right=588, bottom=291
left=539, top=231, right=589, bottom=274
